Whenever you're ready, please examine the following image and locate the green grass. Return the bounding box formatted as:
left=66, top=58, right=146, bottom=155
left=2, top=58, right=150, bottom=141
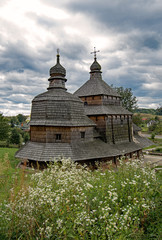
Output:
left=143, top=138, right=162, bottom=150
left=144, top=145, right=158, bottom=150
left=0, top=140, right=19, bottom=148
left=0, top=148, right=23, bottom=202
left=0, top=148, right=19, bottom=168
left=153, top=147, right=162, bottom=153
left=148, top=138, right=162, bottom=145
left=153, top=138, right=162, bottom=145
left=0, top=149, right=161, bottom=239
left=141, top=126, right=148, bottom=132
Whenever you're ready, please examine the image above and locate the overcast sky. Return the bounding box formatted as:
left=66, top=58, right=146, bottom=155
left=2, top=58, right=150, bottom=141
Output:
left=0, top=0, right=162, bottom=116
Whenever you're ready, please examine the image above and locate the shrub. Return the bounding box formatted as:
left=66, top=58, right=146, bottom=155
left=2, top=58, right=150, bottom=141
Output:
left=9, top=128, right=23, bottom=147
left=151, top=132, right=156, bottom=140
left=0, top=158, right=161, bottom=239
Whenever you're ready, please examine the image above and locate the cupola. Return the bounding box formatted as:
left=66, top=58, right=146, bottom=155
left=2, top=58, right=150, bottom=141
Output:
left=90, top=59, right=101, bottom=73
left=48, top=49, right=67, bottom=90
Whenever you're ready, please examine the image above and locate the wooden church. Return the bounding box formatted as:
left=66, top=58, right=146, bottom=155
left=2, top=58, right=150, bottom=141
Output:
left=16, top=49, right=150, bottom=166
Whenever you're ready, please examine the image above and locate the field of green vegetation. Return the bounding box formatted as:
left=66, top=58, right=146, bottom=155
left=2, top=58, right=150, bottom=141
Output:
left=0, top=148, right=161, bottom=239
left=140, top=113, right=162, bottom=120
left=0, top=148, right=22, bottom=202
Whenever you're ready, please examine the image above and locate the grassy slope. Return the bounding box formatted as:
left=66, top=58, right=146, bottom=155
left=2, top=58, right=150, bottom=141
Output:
left=134, top=112, right=162, bottom=120
left=0, top=148, right=19, bottom=168
left=0, top=148, right=161, bottom=239
left=0, top=148, right=20, bottom=202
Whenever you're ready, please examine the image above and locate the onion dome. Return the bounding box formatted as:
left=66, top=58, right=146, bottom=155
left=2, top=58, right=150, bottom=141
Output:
left=48, top=49, right=67, bottom=90
left=50, top=49, right=66, bottom=77
left=90, top=59, right=101, bottom=72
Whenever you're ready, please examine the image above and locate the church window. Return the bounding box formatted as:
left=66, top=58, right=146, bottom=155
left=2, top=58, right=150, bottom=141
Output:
left=81, top=132, right=85, bottom=138
left=120, top=119, right=123, bottom=126
left=56, top=134, right=61, bottom=140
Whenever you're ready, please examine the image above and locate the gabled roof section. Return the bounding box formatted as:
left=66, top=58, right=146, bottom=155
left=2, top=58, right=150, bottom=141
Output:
left=84, top=105, right=132, bottom=116
left=74, top=77, right=121, bottom=97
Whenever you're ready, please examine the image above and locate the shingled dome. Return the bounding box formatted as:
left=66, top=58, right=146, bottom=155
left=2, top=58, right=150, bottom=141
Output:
left=50, top=50, right=66, bottom=77
left=90, top=59, right=101, bottom=72
left=30, top=89, right=95, bottom=126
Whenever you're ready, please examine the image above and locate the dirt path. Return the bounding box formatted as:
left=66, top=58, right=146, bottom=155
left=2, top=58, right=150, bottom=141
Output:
left=143, top=154, right=162, bottom=167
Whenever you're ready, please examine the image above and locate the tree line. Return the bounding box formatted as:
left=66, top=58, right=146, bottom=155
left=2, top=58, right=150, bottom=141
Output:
left=135, top=107, right=162, bottom=115
left=0, top=113, right=30, bottom=147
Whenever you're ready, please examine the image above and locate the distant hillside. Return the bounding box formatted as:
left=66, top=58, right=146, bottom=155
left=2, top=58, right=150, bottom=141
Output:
left=135, top=108, right=162, bottom=115
left=135, top=108, right=156, bottom=114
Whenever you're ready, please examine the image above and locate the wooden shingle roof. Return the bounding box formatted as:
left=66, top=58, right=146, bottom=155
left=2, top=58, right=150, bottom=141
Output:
left=84, top=105, right=132, bottom=116
left=74, top=76, right=120, bottom=97
left=133, top=134, right=153, bottom=148
left=30, top=89, right=95, bottom=127
left=15, top=140, right=142, bottom=162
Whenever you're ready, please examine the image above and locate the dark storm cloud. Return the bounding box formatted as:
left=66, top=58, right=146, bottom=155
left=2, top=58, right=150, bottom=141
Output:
left=66, top=0, right=162, bottom=32
left=143, top=37, right=160, bottom=50
left=61, top=43, right=87, bottom=61
left=0, top=41, right=50, bottom=74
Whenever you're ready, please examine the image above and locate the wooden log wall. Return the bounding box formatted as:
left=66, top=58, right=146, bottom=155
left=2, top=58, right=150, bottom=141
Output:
left=80, top=95, right=121, bottom=106
left=30, top=126, right=94, bottom=143
left=89, top=115, right=106, bottom=140
left=80, top=96, right=102, bottom=105
left=106, top=115, right=133, bottom=144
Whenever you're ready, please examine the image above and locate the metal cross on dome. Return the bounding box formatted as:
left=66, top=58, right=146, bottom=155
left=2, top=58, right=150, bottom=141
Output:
left=91, top=47, right=100, bottom=60
left=56, top=48, right=60, bottom=63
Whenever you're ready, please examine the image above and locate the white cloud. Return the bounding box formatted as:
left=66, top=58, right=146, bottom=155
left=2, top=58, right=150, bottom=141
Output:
left=142, top=82, right=162, bottom=90
left=0, top=0, right=162, bottom=115
left=137, top=96, right=161, bottom=109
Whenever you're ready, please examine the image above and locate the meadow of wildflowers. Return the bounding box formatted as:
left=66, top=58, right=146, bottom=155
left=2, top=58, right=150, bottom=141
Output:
left=0, top=157, right=161, bottom=239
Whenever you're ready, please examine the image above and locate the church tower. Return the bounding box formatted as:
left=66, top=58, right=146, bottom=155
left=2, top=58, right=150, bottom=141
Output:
left=74, top=48, right=133, bottom=144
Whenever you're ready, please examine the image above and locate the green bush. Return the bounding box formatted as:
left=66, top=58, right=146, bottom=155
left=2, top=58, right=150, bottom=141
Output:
left=154, top=147, right=162, bottom=153
left=151, top=132, right=156, bottom=140
left=0, top=158, right=161, bottom=239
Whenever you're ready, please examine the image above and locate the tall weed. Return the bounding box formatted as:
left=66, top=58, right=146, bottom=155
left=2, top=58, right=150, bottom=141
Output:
left=0, top=158, right=161, bottom=239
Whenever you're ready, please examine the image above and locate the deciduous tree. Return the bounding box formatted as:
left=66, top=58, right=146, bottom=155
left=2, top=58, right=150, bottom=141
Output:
left=0, top=113, right=10, bottom=141
left=132, top=114, right=142, bottom=126
left=10, top=128, right=22, bottom=146
left=113, top=86, right=138, bottom=112
left=16, top=114, right=27, bottom=123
